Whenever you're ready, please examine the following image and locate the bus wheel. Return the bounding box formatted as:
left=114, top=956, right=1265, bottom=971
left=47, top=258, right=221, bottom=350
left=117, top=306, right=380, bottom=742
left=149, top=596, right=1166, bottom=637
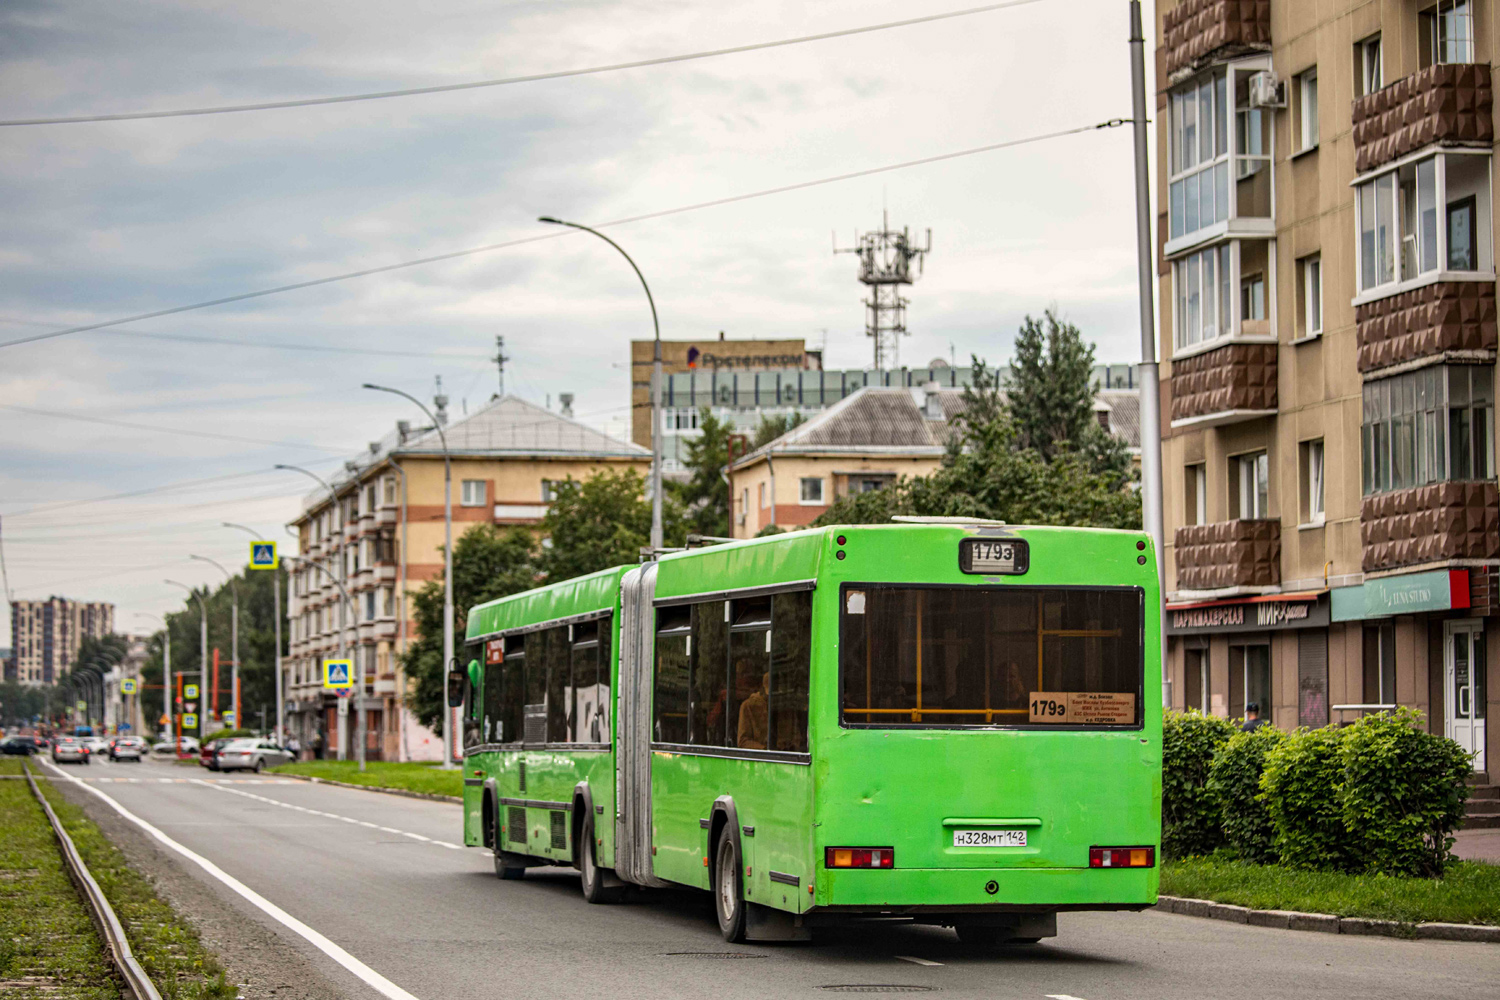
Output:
left=714, top=826, right=746, bottom=943
left=495, top=851, right=526, bottom=880
left=579, top=816, right=610, bottom=903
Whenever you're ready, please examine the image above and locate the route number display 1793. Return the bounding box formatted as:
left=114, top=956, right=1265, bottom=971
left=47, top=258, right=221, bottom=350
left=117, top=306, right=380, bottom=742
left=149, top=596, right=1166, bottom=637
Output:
left=959, top=538, right=1029, bottom=575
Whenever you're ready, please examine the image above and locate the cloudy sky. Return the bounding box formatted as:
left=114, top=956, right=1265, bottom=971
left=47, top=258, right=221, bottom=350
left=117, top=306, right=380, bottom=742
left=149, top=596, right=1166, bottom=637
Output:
left=0, top=0, right=1156, bottom=638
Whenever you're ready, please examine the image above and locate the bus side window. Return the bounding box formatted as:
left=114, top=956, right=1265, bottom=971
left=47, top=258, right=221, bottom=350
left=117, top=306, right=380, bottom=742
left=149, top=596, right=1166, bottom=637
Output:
left=729, top=597, right=772, bottom=750
left=690, top=601, right=728, bottom=746
left=523, top=632, right=547, bottom=744
left=771, top=591, right=811, bottom=753
left=654, top=606, right=691, bottom=743
left=596, top=615, right=612, bottom=744
left=572, top=621, right=601, bottom=744
left=544, top=625, right=571, bottom=743
left=482, top=649, right=503, bottom=745
left=463, top=668, right=482, bottom=749
left=503, top=635, right=525, bottom=744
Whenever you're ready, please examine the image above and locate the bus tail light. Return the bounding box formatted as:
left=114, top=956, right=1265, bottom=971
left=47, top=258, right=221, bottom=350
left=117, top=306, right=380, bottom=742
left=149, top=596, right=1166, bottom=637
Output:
left=825, top=847, right=894, bottom=869
left=1089, top=846, right=1155, bottom=868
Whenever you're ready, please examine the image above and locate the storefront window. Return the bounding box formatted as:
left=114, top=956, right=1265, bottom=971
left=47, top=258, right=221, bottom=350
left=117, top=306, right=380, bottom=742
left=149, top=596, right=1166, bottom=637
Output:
left=1363, top=623, right=1397, bottom=707
left=1229, top=642, right=1271, bottom=720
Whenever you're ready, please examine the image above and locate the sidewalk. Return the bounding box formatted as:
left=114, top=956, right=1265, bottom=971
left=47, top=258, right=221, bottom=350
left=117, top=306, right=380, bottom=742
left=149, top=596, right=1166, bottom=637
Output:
left=1454, top=828, right=1500, bottom=863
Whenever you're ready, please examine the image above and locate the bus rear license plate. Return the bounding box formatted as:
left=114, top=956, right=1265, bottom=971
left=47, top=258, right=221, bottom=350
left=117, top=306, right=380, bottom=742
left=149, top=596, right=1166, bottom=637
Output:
left=952, top=829, right=1027, bottom=848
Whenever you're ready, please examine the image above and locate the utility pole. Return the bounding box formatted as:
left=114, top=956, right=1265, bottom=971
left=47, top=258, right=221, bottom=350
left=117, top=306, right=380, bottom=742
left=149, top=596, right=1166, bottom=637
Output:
left=492, top=336, right=509, bottom=397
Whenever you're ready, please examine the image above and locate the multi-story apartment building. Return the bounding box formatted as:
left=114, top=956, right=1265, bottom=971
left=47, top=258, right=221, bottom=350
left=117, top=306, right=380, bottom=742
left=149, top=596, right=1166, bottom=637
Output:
left=7, top=597, right=114, bottom=686
left=1156, top=0, right=1495, bottom=775
left=285, top=394, right=649, bottom=760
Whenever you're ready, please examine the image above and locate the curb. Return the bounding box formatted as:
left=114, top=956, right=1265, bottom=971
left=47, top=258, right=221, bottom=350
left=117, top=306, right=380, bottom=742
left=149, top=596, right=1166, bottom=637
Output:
left=1154, top=895, right=1500, bottom=943
left=270, top=771, right=462, bottom=804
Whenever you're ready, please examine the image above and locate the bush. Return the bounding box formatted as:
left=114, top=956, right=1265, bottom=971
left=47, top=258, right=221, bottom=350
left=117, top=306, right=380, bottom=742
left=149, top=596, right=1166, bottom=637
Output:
left=1162, top=710, right=1238, bottom=859
left=202, top=727, right=254, bottom=742
left=1207, top=724, right=1287, bottom=863
left=1340, top=708, right=1472, bottom=878
left=1261, top=725, right=1355, bottom=871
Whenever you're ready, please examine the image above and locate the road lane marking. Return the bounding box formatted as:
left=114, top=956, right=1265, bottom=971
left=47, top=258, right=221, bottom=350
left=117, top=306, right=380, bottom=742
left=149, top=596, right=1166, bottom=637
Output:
left=191, top=780, right=466, bottom=850
left=896, top=956, right=943, bottom=966
left=38, top=759, right=426, bottom=1000
left=1046, top=995, right=1091, bottom=999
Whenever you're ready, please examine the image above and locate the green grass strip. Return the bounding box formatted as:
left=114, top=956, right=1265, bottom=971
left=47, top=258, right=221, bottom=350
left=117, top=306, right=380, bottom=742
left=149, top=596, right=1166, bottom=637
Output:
left=1161, top=856, right=1500, bottom=926
left=271, top=759, right=463, bottom=798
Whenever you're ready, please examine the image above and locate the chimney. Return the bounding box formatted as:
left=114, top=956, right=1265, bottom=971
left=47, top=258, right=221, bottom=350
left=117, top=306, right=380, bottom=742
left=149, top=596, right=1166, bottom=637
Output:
left=922, top=381, right=944, bottom=420
left=559, top=393, right=575, bottom=417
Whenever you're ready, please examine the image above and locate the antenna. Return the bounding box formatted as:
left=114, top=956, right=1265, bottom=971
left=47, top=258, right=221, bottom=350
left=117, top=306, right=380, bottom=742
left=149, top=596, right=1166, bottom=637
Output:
left=834, top=217, right=932, bottom=369
left=433, top=375, right=449, bottom=426
left=492, top=335, right=509, bottom=397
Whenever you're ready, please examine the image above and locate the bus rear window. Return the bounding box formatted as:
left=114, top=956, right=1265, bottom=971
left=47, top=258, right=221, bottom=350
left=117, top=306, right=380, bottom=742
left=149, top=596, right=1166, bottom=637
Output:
left=840, top=585, right=1143, bottom=729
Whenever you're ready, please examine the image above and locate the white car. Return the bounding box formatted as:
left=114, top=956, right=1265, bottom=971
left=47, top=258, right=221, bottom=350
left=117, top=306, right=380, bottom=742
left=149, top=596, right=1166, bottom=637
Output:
left=213, top=738, right=294, bottom=773
left=82, top=737, right=110, bottom=755
left=151, top=736, right=200, bottom=756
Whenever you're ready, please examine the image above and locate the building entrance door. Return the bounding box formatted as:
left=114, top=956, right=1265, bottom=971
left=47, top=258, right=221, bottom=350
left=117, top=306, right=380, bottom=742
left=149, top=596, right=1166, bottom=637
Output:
left=1444, top=620, right=1486, bottom=772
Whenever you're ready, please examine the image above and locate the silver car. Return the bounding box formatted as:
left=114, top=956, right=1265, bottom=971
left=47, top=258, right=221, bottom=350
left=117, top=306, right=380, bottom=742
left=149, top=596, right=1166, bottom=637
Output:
left=108, top=737, right=147, bottom=761
left=51, top=736, right=91, bottom=764
left=213, top=738, right=293, bottom=773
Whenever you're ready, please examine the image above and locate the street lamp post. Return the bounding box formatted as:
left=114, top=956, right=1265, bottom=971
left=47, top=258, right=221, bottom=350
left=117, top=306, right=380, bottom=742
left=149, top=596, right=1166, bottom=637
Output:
left=362, top=383, right=457, bottom=768
left=166, top=579, right=207, bottom=748
left=225, top=522, right=284, bottom=742
left=283, top=554, right=361, bottom=768
left=136, top=612, right=170, bottom=745
left=191, top=554, right=239, bottom=729
left=538, top=216, right=664, bottom=551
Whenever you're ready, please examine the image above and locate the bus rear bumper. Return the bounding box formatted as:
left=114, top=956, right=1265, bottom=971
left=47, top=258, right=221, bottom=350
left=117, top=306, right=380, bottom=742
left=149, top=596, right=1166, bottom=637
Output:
left=817, top=866, right=1158, bottom=911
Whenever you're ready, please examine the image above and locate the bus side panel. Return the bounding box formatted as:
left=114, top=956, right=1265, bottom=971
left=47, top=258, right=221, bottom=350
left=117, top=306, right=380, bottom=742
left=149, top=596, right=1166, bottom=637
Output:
left=517, top=749, right=614, bottom=863
left=650, top=752, right=813, bottom=912
left=463, top=755, right=487, bottom=847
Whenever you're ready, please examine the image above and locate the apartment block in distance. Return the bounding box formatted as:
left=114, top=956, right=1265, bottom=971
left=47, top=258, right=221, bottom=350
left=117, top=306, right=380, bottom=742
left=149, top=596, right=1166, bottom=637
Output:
left=1155, top=0, right=1496, bottom=785
left=8, top=597, right=115, bottom=686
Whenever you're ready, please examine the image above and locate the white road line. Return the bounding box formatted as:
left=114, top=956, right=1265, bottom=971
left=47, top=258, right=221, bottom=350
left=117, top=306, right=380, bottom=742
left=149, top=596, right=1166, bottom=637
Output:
left=896, top=955, right=943, bottom=967
left=1046, top=995, right=1091, bottom=999
left=191, top=780, right=465, bottom=850
left=38, top=759, right=425, bottom=1000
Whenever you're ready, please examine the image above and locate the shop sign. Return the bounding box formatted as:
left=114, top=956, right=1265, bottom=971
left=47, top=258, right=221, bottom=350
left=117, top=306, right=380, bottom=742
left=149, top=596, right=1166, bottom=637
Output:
left=1331, top=569, right=1470, bottom=621
left=1167, top=594, right=1328, bottom=634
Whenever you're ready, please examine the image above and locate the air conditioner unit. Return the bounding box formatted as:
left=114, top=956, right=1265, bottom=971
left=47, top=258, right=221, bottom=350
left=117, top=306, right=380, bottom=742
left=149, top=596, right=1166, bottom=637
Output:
left=1248, top=71, right=1286, bottom=109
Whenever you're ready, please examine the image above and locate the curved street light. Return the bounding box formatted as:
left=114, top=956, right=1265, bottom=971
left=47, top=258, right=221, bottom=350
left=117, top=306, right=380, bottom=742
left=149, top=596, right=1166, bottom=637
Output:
left=537, top=216, right=664, bottom=552
left=191, top=554, right=240, bottom=729
left=166, top=579, right=208, bottom=745
left=282, top=552, right=363, bottom=767
left=362, top=382, right=456, bottom=769
left=225, top=522, right=284, bottom=742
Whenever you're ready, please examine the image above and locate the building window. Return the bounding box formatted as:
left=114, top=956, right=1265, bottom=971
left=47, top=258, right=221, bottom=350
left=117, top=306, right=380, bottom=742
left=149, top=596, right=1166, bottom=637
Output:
left=1361, top=365, right=1494, bottom=495
left=1229, top=642, right=1271, bottom=720
left=1296, top=68, right=1318, bottom=152
left=1301, top=439, right=1325, bottom=525
left=668, top=408, right=701, bottom=432
left=1231, top=450, right=1269, bottom=520
left=363, top=592, right=376, bottom=622
left=1168, top=70, right=1230, bottom=240
left=1449, top=195, right=1477, bottom=270
left=739, top=487, right=749, bottom=525
left=1173, top=244, right=1232, bottom=349
left=540, top=479, right=557, bottom=503
left=1184, top=643, right=1209, bottom=713
left=1299, top=255, right=1322, bottom=337
left=381, top=475, right=398, bottom=506
left=1357, top=34, right=1382, bottom=96
left=1357, top=152, right=1489, bottom=295
left=1363, top=623, right=1397, bottom=707
left=460, top=479, right=487, bottom=507
left=758, top=482, right=767, bottom=509
left=1185, top=463, right=1207, bottom=526
left=799, top=477, right=825, bottom=504
left=1421, top=1, right=1474, bottom=68
left=1240, top=272, right=1266, bottom=322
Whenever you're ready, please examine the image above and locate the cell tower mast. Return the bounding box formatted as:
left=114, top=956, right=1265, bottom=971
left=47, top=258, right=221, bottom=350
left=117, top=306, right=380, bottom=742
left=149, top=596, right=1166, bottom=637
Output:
left=834, top=211, right=931, bottom=369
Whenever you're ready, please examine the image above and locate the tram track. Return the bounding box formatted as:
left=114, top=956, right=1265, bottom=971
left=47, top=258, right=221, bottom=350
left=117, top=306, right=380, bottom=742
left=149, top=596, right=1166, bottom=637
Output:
left=21, top=760, right=164, bottom=1000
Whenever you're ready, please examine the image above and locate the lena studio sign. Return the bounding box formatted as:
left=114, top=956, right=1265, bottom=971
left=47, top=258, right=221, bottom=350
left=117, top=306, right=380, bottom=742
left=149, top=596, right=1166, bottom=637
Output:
left=1167, top=593, right=1328, bottom=634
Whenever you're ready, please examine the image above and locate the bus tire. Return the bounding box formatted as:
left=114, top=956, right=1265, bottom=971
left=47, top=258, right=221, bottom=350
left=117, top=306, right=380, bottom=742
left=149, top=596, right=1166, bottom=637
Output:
left=578, top=816, right=615, bottom=903
left=713, top=825, right=747, bottom=943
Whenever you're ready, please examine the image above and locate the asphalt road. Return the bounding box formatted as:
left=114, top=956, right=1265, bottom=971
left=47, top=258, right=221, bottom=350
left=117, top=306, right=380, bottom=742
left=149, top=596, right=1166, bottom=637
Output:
left=42, top=756, right=1500, bottom=1000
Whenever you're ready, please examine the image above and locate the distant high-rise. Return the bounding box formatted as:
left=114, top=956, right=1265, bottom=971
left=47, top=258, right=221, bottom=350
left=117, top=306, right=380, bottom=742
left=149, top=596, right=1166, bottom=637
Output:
left=8, top=597, right=114, bottom=686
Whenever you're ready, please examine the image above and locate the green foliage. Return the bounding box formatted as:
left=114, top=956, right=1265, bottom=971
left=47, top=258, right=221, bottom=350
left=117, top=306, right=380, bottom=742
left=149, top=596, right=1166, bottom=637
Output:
left=202, top=728, right=255, bottom=742
left=815, top=358, right=1141, bottom=530
left=670, top=407, right=735, bottom=537
left=1339, top=708, right=1472, bottom=878
left=402, top=524, right=540, bottom=732
left=0, top=681, right=49, bottom=726
left=541, top=468, right=685, bottom=579
left=1261, top=725, right=1356, bottom=872
left=751, top=410, right=805, bottom=449
left=1207, top=725, right=1288, bottom=863
left=1007, top=309, right=1098, bottom=461
left=271, top=759, right=464, bottom=798
left=1161, top=710, right=1238, bottom=859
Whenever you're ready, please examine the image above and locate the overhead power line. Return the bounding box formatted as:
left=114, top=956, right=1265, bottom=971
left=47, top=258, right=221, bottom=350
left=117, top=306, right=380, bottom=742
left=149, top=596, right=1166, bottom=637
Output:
left=0, top=0, right=1052, bottom=127
left=0, top=404, right=354, bottom=453
left=3, top=459, right=342, bottom=519
left=0, top=118, right=1127, bottom=351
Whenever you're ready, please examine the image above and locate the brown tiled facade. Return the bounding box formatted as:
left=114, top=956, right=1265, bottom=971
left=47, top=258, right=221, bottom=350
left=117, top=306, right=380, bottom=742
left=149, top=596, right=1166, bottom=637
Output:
left=1352, top=63, right=1494, bottom=173
left=1175, top=519, right=1282, bottom=590
left=1361, top=482, right=1500, bottom=573
left=1162, top=0, right=1271, bottom=79
left=1355, top=281, right=1498, bottom=371
left=1168, top=342, right=1278, bottom=422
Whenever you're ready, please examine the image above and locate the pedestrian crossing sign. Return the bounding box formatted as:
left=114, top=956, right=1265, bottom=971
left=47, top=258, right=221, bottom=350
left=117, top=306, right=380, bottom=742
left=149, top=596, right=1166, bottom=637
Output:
left=223, top=711, right=236, bottom=727
left=121, top=679, right=137, bottom=695
left=323, top=659, right=353, bottom=689
left=249, top=541, right=278, bottom=570
left=183, top=713, right=199, bottom=729
left=185, top=684, right=199, bottom=700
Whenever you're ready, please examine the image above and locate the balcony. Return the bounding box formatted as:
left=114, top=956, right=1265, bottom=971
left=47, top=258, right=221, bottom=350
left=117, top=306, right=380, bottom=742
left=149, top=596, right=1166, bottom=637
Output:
left=1361, top=481, right=1500, bottom=573
left=1352, top=63, right=1492, bottom=174
left=1356, top=281, right=1497, bottom=372
left=1162, top=0, right=1271, bottom=82
left=1169, top=341, right=1277, bottom=427
left=1175, top=519, right=1281, bottom=591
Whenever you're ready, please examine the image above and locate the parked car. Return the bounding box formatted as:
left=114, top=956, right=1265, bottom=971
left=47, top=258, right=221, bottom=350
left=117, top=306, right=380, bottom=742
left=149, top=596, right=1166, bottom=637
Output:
left=150, top=736, right=200, bottom=756
left=199, top=738, right=237, bottom=770
left=81, top=736, right=111, bottom=756
left=1, top=735, right=43, bottom=755
left=51, top=736, right=90, bottom=764
left=108, top=736, right=147, bottom=761
left=213, top=738, right=293, bottom=773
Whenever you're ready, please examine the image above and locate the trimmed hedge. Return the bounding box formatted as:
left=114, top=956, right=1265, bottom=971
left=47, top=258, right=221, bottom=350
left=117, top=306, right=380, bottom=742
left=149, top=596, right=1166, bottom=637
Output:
left=1207, top=724, right=1286, bottom=864
left=1259, top=724, right=1354, bottom=871
left=1162, top=710, right=1238, bottom=859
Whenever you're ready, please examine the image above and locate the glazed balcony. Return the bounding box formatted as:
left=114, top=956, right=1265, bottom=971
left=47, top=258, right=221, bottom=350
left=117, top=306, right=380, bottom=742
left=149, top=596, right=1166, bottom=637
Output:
left=1162, top=0, right=1271, bottom=82
left=1175, top=519, right=1280, bottom=592
left=1352, top=63, right=1493, bottom=174
left=1361, top=481, right=1500, bottom=573
left=1356, top=281, right=1497, bottom=372
left=1169, top=341, right=1277, bottom=427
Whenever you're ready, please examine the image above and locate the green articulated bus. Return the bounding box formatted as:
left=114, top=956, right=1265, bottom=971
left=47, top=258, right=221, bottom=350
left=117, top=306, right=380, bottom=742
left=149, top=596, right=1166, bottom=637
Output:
left=457, top=520, right=1162, bottom=944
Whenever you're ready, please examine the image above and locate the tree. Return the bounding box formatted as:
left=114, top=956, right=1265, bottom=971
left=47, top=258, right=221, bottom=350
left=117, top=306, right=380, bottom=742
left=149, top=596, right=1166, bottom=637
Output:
left=541, top=469, right=685, bottom=580
left=403, top=525, right=540, bottom=732
left=751, top=411, right=804, bottom=449
left=671, top=406, right=735, bottom=537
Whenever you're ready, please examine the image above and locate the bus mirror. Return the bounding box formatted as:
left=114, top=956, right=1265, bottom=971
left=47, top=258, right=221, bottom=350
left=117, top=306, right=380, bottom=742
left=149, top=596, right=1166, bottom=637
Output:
left=446, top=669, right=465, bottom=708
